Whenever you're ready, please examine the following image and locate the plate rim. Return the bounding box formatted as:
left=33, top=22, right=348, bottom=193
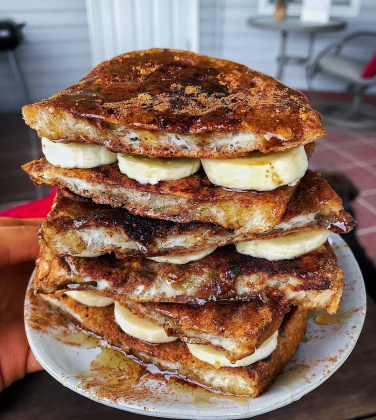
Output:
left=25, top=233, right=367, bottom=419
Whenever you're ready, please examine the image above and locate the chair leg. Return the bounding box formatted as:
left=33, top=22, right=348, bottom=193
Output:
left=7, top=50, right=31, bottom=104
left=344, top=87, right=363, bottom=119
left=276, top=31, right=287, bottom=81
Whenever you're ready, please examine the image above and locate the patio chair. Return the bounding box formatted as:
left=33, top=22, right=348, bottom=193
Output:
left=307, top=31, right=376, bottom=129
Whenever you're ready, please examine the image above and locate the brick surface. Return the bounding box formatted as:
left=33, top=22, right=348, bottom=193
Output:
left=358, top=232, right=376, bottom=267
left=342, top=167, right=376, bottom=191
left=353, top=200, right=376, bottom=231
left=340, top=143, right=376, bottom=162
left=361, top=194, right=376, bottom=209
left=323, top=130, right=358, bottom=146
left=309, top=149, right=352, bottom=172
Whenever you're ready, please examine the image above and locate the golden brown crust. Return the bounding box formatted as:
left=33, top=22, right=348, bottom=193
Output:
left=279, top=170, right=351, bottom=223
left=122, top=299, right=288, bottom=362
left=41, top=290, right=308, bottom=397
left=22, top=49, right=325, bottom=158
left=35, top=241, right=344, bottom=313
left=23, top=158, right=297, bottom=230
left=38, top=170, right=355, bottom=258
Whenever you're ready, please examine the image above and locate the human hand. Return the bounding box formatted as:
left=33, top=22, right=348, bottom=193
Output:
left=0, top=217, right=44, bottom=391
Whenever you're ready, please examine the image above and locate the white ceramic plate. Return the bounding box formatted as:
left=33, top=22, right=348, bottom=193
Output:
left=25, top=234, right=366, bottom=419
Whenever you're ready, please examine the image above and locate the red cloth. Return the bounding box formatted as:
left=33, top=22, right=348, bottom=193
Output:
left=362, top=53, right=376, bottom=78
left=0, top=189, right=56, bottom=218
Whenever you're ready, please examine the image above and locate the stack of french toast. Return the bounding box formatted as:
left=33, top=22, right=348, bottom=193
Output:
left=22, top=49, right=355, bottom=397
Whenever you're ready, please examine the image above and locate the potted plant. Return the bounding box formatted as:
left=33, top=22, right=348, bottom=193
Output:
left=271, top=0, right=295, bottom=20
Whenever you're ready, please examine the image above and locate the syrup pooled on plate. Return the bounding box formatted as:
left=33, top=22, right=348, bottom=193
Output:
left=315, top=309, right=355, bottom=326
left=27, top=288, right=251, bottom=409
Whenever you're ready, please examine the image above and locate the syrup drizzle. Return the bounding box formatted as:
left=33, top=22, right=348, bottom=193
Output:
left=27, top=290, right=250, bottom=408
left=315, top=309, right=354, bottom=326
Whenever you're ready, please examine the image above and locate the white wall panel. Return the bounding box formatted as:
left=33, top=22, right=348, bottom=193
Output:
left=199, top=0, right=223, bottom=57
left=86, top=0, right=199, bottom=66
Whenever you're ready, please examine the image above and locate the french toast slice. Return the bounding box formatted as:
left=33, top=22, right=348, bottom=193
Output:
left=117, top=299, right=288, bottom=362
left=37, top=289, right=308, bottom=397
left=35, top=242, right=344, bottom=314
left=23, top=158, right=297, bottom=231
left=39, top=170, right=355, bottom=258
left=22, top=49, right=325, bottom=158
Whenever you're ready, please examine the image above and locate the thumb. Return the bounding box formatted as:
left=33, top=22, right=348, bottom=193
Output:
left=26, top=349, right=43, bottom=374
left=0, top=225, right=40, bottom=266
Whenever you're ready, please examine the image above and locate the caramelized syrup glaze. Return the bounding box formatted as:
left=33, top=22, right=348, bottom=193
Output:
left=27, top=49, right=324, bottom=139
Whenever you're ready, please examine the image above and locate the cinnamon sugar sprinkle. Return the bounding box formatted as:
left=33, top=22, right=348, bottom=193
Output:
left=26, top=288, right=249, bottom=407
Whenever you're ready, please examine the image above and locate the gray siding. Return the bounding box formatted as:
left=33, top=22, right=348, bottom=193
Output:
left=0, top=0, right=92, bottom=112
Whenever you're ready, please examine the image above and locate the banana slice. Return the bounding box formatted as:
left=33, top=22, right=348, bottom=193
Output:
left=42, top=137, right=117, bottom=168
left=147, top=247, right=217, bottom=264
left=201, top=145, right=307, bottom=191
left=114, top=302, right=178, bottom=344
left=64, top=291, right=114, bottom=307
left=117, top=154, right=201, bottom=184
left=187, top=331, right=278, bottom=368
left=235, top=229, right=330, bottom=261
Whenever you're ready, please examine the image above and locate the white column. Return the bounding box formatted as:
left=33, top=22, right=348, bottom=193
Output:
left=86, top=0, right=200, bottom=66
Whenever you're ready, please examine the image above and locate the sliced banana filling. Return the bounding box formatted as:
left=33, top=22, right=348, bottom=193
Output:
left=235, top=229, right=330, bottom=261
left=187, top=331, right=278, bottom=368
left=42, top=138, right=117, bottom=168
left=117, top=154, right=201, bottom=184
left=64, top=291, right=114, bottom=307
left=41, top=138, right=307, bottom=191
left=114, top=302, right=178, bottom=344
left=147, top=247, right=217, bottom=264
left=201, top=145, right=308, bottom=191
left=63, top=292, right=279, bottom=365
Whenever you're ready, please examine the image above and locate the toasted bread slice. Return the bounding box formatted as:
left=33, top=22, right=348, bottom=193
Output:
left=35, top=242, right=344, bottom=313
left=38, top=289, right=308, bottom=397
left=39, top=170, right=355, bottom=258
left=22, top=49, right=324, bottom=158
left=120, top=299, right=288, bottom=362
left=23, top=158, right=298, bottom=231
